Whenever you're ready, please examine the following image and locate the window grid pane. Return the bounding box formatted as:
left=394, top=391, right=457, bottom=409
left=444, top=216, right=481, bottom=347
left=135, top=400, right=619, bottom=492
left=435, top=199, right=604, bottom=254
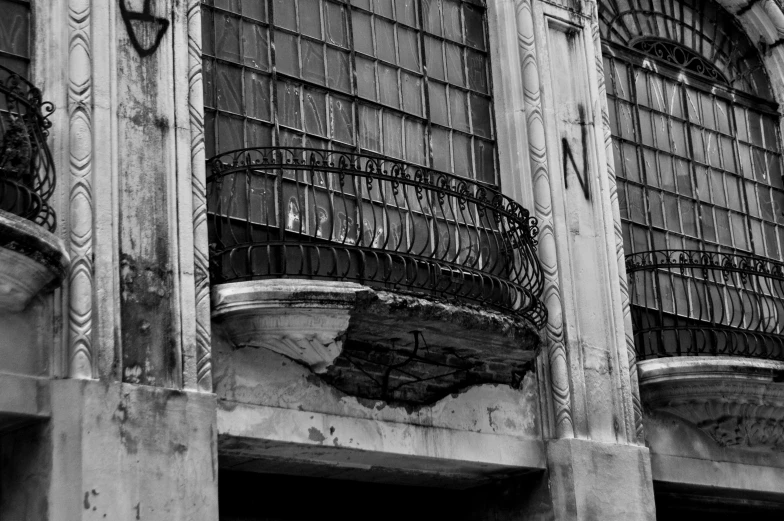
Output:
left=202, top=0, right=497, bottom=184
left=605, top=52, right=784, bottom=259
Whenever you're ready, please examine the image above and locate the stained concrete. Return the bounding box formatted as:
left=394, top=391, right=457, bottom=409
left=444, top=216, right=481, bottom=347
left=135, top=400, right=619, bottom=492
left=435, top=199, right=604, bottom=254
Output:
left=48, top=380, right=218, bottom=521
left=545, top=439, right=656, bottom=521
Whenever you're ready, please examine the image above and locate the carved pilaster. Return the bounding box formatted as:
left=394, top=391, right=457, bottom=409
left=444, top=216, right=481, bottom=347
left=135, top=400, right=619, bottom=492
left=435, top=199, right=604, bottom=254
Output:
left=187, top=0, right=212, bottom=392
left=67, top=0, right=94, bottom=379
left=515, top=0, right=573, bottom=438
left=590, top=17, right=644, bottom=443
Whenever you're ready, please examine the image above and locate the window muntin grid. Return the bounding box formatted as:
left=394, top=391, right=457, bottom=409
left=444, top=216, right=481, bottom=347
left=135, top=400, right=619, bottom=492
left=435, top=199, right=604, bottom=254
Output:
left=201, top=0, right=497, bottom=184
left=0, top=0, right=31, bottom=78
left=605, top=49, right=784, bottom=260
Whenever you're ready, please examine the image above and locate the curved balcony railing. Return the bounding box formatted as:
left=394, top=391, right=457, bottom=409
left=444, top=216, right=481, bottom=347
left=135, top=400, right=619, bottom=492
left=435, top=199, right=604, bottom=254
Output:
left=207, top=147, right=547, bottom=328
left=627, top=250, right=784, bottom=361
left=0, top=64, right=56, bottom=231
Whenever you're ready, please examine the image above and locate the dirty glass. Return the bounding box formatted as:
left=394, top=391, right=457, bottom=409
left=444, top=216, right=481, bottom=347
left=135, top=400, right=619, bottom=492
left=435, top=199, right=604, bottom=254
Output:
left=202, top=0, right=497, bottom=183
left=604, top=54, right=784, bottom=259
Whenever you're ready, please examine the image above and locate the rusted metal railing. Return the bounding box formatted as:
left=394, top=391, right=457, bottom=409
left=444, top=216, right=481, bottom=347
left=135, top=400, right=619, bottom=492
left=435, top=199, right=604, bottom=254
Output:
left=0, top=64, right=56, bottom=231
left=627, top=250, right=784, bottom=361
left=207, top=147, right=546, bottom=328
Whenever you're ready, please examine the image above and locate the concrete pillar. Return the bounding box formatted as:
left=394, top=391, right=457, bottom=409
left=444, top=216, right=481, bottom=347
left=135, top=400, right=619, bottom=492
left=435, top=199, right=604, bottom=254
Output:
left=48, top=380, right=217, bottom=521
left=509, top=0, right=657, bottom=517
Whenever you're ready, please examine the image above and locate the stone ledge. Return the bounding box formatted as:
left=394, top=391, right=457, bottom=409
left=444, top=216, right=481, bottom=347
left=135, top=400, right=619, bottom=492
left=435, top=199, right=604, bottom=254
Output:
left=0, top=373, right=50, bottom=434
left=0, top=209, right=69, bottom=312
left=639, top=357, right=784, bottom=452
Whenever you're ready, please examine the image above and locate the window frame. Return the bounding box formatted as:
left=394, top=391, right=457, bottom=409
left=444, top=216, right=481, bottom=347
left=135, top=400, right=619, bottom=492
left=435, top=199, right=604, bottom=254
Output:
left=201, top=0, right=505, bottom=186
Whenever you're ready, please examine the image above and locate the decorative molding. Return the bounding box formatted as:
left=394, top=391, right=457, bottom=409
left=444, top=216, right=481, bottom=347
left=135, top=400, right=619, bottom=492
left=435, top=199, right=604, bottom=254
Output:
left=515, top=0, right=574, bottom=439
left=67, top=0, right=94, bottom=379
left=212, top=280, right=364, bottom=373
left=0, top=210, right=69, bottom=312
left=590, top=14, right=644, bottom=443
left=640, top=358, right=784, bottom=452
left=187, top=0, right=212, bottom=392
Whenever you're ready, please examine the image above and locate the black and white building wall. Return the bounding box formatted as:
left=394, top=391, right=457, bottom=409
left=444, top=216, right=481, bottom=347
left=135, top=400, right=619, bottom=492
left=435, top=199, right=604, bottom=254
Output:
left=0, top=0, right=783, bottom=519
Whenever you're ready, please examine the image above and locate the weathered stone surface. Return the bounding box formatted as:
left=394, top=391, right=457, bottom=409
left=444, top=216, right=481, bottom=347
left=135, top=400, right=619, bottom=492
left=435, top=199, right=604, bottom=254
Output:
left=213, top=324, right=542, bottom=438
left=213, top=280, right=367, bottom=372
left=0, top=209, right=69, bottom=312
left=640, top=358, right=784, bottom=452
left=545, top=439, right=656, bottom=521
left=49, top=380, right=218, bottom=521
left=216, top=399, right=545, bottom=487
left=213, top=279, right=541, bottom=386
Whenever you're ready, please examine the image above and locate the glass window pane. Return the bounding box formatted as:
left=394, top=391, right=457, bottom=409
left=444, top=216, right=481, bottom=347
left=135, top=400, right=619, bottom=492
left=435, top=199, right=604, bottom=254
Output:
left=375, top=19, right=396, bottom=64
left=474, top=139, right=494, bottom=184
left=375, top=0, right=394, bottom=18
left=398, top=26, right=420, bottom=71
left=452, top=132, right=472, bottom=177
left=216, top=63, right=242, bottom=113
left=301, top=40, right=326, bottom=85
left=300, top=0, right=322, bottom=39
left=242, top=0, right=266, bottom=22
left=245, top=71, right=271, bottom=121
left=470, top=94, right=492, bottom=138
left=442, top=0, right=462, bottom=43
left=0, top=1, right=29, bottom=58
left=449, top=88, right=469, bottom=132
left=356, top=57, right=377, bottom=100
left=243, top=22, right=269, bottom=70
left=275, top=31, right=300, bottom=76
left=466, top=50, right=488, bottom=94
left=395, top=0, right=418, bottom=27
left=330, top=95, right=355, bottom=144
left=359, top=105, right=381, bottom=151
left=378, top=64, right=400, bottom=108
left=303, top=88, right=328, bottom=136
left=273, top=0, right=297, bottom=30
left=423, top=0, right=442, bottom=36
left=445, top=43, right=463, bottom=86
left=326, top=48, right=352, bottom=93
left=432, top=127, right=451, bottom=172
left=326, top=2, right=348, bottom=47
left=402, top=72, right=423, bottom=117
left=405, top=119, right=426, bottom=165
left=463, top=4, right=485, bottom=50
left=216, top=14, right=241, bottom=61
left=277, top=80, right=302, bottom=129
left=429, top=82, right=448, bottom=126
left=352, top=11, right=374, bottom=56
left=425, top=37, right=445, bottom=81
left=383, top=111, right=403, bottom=158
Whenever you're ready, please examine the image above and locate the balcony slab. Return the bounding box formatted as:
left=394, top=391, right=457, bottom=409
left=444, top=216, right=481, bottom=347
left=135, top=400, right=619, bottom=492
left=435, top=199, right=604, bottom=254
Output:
left=212, top=279, right=541, bottom=384
left=639, top=357, right=784, bottom=452
left=0, top=209, right=69, bottom=312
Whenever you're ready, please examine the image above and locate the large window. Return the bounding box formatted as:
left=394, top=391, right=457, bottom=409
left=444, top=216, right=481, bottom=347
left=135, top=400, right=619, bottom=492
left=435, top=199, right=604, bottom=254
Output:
left=600, top=0, right=784, bottom=259
left=202, top=0, right=498, bottom=184
left=601, top=0, right=784, bottom=360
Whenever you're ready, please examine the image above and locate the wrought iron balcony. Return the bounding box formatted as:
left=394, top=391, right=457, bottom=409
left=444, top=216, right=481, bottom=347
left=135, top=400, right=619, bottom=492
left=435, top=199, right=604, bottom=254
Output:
left=627, top=249, right=784, bottom=361
left=207, top=147, right=546, bottom=328
left=0, top=64, right=56, bottom=231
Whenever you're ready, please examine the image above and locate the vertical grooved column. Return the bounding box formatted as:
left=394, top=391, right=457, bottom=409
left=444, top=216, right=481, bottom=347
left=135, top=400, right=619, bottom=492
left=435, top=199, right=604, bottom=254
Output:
left=515, top=0, right=574, bottom=438
left=68, top=0, right=94, bottom=379
left=188, top=0, right=212, bottom=392
left=590, top=14, right=644, bottom=444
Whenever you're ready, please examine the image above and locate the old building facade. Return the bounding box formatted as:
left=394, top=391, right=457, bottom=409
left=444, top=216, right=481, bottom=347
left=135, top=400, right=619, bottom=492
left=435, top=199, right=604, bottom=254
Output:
left=1, top=0, right=783, bottom=519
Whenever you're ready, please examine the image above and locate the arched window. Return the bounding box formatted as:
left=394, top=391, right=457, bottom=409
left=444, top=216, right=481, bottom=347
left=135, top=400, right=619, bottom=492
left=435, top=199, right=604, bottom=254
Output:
left=600, top=0, right=784, bottom=359
left=601, top=0, right=783, bottom=258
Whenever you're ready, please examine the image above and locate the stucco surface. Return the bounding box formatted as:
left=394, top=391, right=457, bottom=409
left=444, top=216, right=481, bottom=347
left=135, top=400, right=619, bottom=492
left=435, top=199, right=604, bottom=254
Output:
left=213, top=326, right=541, bottom=438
